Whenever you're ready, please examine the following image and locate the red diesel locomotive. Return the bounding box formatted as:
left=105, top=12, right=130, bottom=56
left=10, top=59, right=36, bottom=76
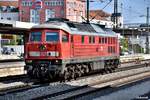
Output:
left=25, top=19, right=120, bottom=80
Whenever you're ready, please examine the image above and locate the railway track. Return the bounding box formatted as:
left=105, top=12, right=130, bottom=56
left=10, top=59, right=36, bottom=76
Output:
left=0, top=74, right=27, bottom=82
left=0, top=59, right=150, bottom=99
left=0, top=59, right=23, bottom=63
left=33, top=68, right=150, bottom=100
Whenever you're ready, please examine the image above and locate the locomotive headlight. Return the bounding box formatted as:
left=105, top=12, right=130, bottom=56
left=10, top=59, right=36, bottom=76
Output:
left=55, top=52, right=59, bottom=57
left=26, top=60, right=32, bottom=63
left=47, top=51, right=59, bottom=57
left=29, top=51, right=40, bottom=57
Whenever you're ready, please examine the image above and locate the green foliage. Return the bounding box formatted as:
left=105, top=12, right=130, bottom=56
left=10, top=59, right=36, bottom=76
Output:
left=120, top=38, right=128, bottom=52
left=9, top=40, right=17, bottom=45
left=133, top=44, right=144, bottom=53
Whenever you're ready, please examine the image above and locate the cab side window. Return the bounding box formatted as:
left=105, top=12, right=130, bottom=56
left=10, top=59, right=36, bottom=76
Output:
left=62, top=33, right=69, bottom=42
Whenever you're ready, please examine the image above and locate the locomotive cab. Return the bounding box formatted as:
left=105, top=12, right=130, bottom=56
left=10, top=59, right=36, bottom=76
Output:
left=26, top=29, right=60, bottom=59
left=25, top=29, right=71, bottom=79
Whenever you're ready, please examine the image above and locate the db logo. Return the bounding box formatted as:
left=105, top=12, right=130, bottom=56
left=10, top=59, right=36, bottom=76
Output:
left=40, top=52, right=47, bottom=56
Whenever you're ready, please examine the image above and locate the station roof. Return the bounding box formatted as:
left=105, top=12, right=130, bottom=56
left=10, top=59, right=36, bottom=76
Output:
left=113, top=28, right=150, bottom=36
left=0, top=20, right=37, bottom=35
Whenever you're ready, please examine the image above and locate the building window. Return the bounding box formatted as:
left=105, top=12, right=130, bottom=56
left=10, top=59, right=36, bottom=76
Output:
left=45, top=9, right=55, bottom=21
left=22, top=2, right=25, bottom=6
left=45, top=1, right=63, bottom=6
left=22, top=1, right=32, bottom=6
left=30, top=2, right=33, bottom=6
left=30, top=9, right=40, bottom=23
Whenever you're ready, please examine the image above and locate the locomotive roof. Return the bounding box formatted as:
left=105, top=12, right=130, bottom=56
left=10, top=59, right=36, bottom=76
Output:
left=32, top=21, right=117, bottom=37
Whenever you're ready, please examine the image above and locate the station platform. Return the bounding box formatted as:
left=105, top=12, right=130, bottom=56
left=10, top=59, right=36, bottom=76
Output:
left=0, top=62, right=25, bottom=77
left=0, top=54, right=21, bottom=61
left=0, top=54, right=150, bottom=77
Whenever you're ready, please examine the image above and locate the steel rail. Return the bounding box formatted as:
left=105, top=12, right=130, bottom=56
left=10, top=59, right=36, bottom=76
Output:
left=32, top=66, right=150, bottom=100
left=35, top=70, right=150, bottom=100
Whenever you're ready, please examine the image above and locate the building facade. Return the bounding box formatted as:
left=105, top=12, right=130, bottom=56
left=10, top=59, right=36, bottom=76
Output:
left=0, top=0, right=19, bottom=21
left=19, top=0, right=85, bottom=23
left=89, top=10, right=113, bottom=28
left=0, top=0, right=19, bottom=45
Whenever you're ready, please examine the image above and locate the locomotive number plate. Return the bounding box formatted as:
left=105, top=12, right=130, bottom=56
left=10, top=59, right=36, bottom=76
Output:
left=40, top=52, right=47, bottom=56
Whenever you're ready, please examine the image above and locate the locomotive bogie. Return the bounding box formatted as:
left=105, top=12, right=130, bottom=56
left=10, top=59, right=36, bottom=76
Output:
left=25, top=57, right=119, bottom=80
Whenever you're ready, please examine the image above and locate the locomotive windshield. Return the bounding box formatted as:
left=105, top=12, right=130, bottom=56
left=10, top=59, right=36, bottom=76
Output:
left=30, top=32, right=42, bottom=42
left=46, top=32, right=59, bottom=42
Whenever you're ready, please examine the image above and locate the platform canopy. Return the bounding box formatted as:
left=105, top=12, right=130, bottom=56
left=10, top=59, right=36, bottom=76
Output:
left=0, top=20, right=37, bottom=35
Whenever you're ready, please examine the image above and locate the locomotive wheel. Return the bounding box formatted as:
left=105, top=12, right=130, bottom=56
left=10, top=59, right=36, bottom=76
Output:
left=63, top=71, right=70, bottom=81
left=48, top=72, right=53, bottom=80
left=75, top=67, right=81, bottom=78
left=108, top=68, right=113, bottom=73
left=80, top=65, right=85, bottom=75
left=32, top=68, right=40, bottom=78
left=27, top=70, right=34, bottom=78
left=84, top=66, right=89, bottom=74
left=101, top=70, right=105, bottom=75
left=104, top=68, right=109, bottom=74
left=70, top=67, right=76, bottom=80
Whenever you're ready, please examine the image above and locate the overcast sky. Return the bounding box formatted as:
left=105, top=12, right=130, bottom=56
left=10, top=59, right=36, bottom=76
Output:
left=90, top=0, right=150, bottom=24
